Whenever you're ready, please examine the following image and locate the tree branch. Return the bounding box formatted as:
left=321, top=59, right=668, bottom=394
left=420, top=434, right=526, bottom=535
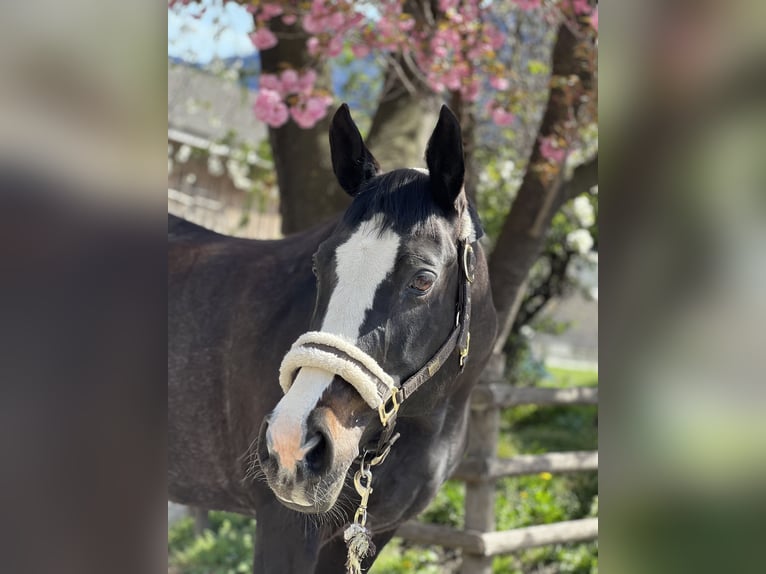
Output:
left=488, top=21, right=597, bottom=354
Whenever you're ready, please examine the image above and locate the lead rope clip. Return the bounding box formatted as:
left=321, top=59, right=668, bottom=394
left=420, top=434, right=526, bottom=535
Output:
left=344, top=456, right=376, bottom=574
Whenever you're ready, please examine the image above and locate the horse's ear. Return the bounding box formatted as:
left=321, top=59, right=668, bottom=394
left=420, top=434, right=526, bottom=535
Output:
left=425, top=105, right=465, bottom=212
left=329, top=103, right=380, bottom=196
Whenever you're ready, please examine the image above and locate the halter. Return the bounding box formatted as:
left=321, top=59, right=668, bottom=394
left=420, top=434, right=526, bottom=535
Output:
left=277, top=235, right=476, bottom=574
left=278, top=238, right=475, bottom=449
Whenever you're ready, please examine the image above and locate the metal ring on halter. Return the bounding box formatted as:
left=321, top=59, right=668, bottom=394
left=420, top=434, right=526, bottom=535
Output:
left=462, top=243, right=475, bottom=283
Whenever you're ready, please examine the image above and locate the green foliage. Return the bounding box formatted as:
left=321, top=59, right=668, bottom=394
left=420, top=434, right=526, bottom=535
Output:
left=168, top=511, right=256, bottom=574
left=545, top=367, right=598, bottom=388
left=527, top=60, right=549, bottom=76
left=419, top=481, right=466, bottom=528
left=371, top=540, right=449, bottom=574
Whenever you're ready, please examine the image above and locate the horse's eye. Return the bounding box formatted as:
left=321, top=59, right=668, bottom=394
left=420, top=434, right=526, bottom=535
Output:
left=409, top=272, right=435, bottom=294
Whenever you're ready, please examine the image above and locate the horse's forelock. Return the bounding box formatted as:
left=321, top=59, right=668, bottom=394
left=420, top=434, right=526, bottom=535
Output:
left=342, top=169, right=444, bottom=237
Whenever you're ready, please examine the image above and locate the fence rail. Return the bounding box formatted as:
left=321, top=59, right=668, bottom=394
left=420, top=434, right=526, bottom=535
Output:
left=395, top=355, right=599, bottom=574
left=397, top=518, right=599, bottom=556
left=470, top=384, right=599, bottom=409
left=454, top=450, right=598, bottom=481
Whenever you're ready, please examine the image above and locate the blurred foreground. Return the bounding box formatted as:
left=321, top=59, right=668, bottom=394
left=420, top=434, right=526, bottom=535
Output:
left=0, top=1, right=764, bottom=573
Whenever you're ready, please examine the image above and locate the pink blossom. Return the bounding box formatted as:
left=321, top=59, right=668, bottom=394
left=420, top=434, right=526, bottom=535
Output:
left=589, top=8, right=598, bottom=31
left=491, top=107, right=515, bottom=127
left=572, top=0, right=592, bottom=16
left=485, top=25, right=505, bottom=50
left=490, top=76, right=510, bottom=91
left=439, top=0, right=460, bottom=12
left=433, top=44, right=448, bottom=58
left=327, top=35, right=344, bottom=58
left=328, top=12, right=344, bottom=30
left=282, top=13, right=297, bottom=25
left=259, top=74, right=282, bottom=94
left=290, top=107, right=316, bottom=129
left=250, top=28, right=278, bottom=51
left=351, top=43, right=370, bottom=59
left=280, top=69, right=300, bottom=94
left=254, top=89, right=289, bottom=127
left=515, top=0, right=541, bottom=11
left=462, top=79, right=480, bottom=102
left=290, top=96, right=331, bottom=129
left=540, top=136, right=566, bottom=162
left=307, top=36, right=321, bottom=56
left=398, top=17, right=415, bottom=32
left=297, top=69, right=317, bottom=92
left=302, top=14, right=322, bottom=35
left=260, top=3, right=284, bottom=20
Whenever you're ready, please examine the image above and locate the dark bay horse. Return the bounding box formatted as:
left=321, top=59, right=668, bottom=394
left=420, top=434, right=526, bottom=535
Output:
left=168, top=104, right=497, bottom=573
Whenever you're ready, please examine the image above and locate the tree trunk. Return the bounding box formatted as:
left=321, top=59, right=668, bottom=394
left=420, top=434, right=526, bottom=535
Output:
left=258, top=19, right=349, bottom=235
left=488, top=21, right=597, bottom=352
left=365, top=79, right=438, bottom=170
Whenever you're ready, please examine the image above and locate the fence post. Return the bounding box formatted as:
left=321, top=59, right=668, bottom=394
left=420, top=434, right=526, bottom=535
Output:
left=460, top=352, right=505, bottom=574
left=191, top=507, right=210, bottom=536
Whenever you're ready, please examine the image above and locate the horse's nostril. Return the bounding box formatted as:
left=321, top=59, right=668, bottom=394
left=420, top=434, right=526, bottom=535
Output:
left=258, top=418, right=273, bottom=461
left=303, top=431, right=329, bottom=474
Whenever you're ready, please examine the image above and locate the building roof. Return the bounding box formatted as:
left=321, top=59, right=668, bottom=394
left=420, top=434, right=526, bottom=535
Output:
left=168, top=60, right=266, bottom=145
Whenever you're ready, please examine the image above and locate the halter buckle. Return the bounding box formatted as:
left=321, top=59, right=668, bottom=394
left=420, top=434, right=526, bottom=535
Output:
left=462, top=243, right=475, bottom=283
left=378, top=389, right=401, bottom=427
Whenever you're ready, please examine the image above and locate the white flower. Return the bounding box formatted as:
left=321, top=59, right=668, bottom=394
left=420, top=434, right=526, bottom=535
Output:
left=175, top=144, right=192, bottom=164
left=232, top=176, right=252, bottom=191
left=230, top=148, right=246, bottom=163
left=184, top=173, right=197, bottom=186
left=207, top=155, right=225, bottom=177
left=567, top=229, right=594, bottom=254
left=520, top=325, right=535, bottom=339
left=572, top=195, right=595, bottom=228
left=223, top=68, right=240, bottom=82
left=227, top=158, right=248, bottom=180
left=499, top=160, right=514, bottom=180
left=185, top=98, right=200, bottom=116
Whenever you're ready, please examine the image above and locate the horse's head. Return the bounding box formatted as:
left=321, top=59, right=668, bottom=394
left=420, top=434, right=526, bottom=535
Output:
left=258, top=104, right=485, bottom=513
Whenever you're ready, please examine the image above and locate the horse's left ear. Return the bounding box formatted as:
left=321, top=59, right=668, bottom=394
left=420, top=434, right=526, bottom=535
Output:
left=425, top=105, right=465, bottom=212
left=329, top=103, right=380, bottom=196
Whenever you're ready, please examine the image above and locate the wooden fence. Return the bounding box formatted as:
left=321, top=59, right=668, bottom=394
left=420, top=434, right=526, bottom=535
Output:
left=395, top=354, right=599, bottom=574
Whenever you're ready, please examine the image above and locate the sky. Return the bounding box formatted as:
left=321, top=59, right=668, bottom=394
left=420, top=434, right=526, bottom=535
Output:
left=168, top=0, right=254, bottom=63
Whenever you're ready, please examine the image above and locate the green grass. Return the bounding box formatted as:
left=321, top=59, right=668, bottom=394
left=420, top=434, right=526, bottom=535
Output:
left=544, top=367, right=598, bottom=388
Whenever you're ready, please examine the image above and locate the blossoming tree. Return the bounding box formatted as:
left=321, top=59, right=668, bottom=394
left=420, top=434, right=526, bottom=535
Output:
left=169, top=0, right=598, bottom=358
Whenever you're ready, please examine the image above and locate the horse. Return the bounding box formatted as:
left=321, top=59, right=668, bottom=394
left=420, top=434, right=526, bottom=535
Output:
left=168, top=103, right=497, bottom=573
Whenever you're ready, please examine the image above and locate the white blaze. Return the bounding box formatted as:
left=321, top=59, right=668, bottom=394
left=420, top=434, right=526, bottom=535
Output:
left=269, top=215, right=400, bottom=465
left=322, top=215, right=401, bottom=339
